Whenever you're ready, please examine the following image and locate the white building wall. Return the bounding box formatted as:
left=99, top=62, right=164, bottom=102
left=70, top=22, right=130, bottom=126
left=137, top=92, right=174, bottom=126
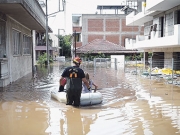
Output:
left=6, top=17, right=32, bottom=84
left=49, top=33, right=58, bottom=47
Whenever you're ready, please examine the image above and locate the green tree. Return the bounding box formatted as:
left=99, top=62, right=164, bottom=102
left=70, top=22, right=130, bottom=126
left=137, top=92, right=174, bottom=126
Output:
left=59, top=35, right=71, bottom=57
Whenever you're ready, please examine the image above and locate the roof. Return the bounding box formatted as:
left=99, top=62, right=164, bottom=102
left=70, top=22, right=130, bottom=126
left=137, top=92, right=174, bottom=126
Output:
left=76, top=39, right=138, bottom=54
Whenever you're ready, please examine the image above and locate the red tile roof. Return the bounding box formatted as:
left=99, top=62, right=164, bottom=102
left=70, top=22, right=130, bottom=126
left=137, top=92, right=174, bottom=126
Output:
left=76, top=39, right=137, bottom=54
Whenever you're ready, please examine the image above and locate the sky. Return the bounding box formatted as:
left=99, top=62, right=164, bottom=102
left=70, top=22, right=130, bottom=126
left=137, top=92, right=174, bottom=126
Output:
left=42, top=0, right=125, bottom=34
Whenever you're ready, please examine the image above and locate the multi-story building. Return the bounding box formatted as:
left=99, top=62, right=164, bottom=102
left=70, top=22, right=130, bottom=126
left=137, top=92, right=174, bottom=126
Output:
left=0, top=0, right=47, bottom=87
left=35, top=32, right=55, bottom=62
left=125, top=0, right=180, bottom=69
left=72, top=5, right=144, bottom=56
left=72, top=14, right=83, bottom=48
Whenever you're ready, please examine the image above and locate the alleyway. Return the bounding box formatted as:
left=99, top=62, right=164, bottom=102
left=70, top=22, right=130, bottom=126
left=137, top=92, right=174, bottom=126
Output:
left=0, top=61, right=180, bottom=135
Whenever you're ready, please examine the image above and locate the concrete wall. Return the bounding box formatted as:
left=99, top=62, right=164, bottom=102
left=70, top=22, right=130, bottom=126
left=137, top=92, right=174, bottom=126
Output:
left=6, top=17, right=32, bottom=84
left=110, top=55, right=125, bottom=70
left=82, top=14, right=144, bottom=46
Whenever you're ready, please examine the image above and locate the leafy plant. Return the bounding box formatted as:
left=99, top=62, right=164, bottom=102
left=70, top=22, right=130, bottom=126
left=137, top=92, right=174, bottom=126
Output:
left=37, top=53, right=53, bottom=65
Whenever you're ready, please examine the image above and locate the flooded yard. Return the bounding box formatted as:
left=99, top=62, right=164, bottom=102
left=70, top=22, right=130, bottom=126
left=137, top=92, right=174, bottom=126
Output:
left=0, top=61, right=180, bottom=135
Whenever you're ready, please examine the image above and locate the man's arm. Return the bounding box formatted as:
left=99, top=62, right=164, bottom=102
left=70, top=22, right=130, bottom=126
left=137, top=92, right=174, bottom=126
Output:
left=92, top=82, right=98, bottom=92
left=82, top=78, right=90, bottom=90
left=59, top=76, right=65, bottom=92
left=59, top=76, right=65, bottom=85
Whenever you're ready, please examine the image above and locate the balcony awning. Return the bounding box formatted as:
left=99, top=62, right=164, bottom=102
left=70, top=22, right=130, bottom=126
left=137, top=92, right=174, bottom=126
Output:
left=0, top=0, right=47, bottom=32
left=146, top=0, right=180, bottom=11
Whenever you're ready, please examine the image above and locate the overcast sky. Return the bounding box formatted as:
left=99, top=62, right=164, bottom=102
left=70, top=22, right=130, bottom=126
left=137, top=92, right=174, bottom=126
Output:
left=43, top=0, right=125, bottom=34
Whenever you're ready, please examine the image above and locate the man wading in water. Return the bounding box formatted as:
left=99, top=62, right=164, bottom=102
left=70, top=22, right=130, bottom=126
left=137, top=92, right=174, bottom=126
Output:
left=59, top=57, right=90, bottom=107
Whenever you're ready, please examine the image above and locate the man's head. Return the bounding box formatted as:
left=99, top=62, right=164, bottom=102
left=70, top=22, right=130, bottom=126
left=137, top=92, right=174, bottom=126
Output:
left=73, top=57, right=82, bottom=66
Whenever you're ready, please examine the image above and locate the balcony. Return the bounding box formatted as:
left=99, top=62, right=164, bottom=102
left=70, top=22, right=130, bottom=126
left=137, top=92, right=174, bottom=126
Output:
left=146, top=0, right=180, bottom=11
left=0, top=0, right=46, bottom=32
left=125, top=24, right=180, bottom=50
left=126, top=11, right=153, bottom=26
left=126, top=10, right=164, bottom=26
left=126, top=0, right=180, bottom=26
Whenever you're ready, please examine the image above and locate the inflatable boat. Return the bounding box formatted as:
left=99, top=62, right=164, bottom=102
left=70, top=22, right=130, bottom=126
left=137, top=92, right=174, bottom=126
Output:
left=51, top=91, right=103, bottom=106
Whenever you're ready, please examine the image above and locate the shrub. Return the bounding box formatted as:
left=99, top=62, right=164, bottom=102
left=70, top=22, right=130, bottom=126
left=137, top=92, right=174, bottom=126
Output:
left=37, top=53, right=53, bottom=65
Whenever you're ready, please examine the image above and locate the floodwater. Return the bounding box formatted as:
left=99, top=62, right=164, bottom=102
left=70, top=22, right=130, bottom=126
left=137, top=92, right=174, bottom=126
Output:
left=0, top=62, right=180, bottom=135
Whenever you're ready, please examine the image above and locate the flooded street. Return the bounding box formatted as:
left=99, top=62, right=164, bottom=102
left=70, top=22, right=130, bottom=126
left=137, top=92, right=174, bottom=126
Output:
left=0, top=61, right=180, bottom=135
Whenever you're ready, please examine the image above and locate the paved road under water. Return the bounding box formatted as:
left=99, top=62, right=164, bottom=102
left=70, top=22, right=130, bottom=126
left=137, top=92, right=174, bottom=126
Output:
left=0, top=61, right=180, bottom=135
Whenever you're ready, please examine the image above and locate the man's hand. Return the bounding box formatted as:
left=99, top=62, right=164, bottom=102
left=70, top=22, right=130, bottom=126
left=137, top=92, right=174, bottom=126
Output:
left=88, top=86, right=91, bottom=91
left=58, top=85, right=64, bottom=92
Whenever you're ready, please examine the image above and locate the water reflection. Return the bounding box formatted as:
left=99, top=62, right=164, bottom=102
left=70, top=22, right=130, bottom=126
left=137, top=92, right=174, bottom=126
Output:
left=0, top=101, right=49, bottom=135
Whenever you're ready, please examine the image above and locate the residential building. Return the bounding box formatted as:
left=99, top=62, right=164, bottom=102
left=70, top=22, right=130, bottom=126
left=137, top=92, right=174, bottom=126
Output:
left=0, top=0, right=47, bottom=87
left=49, top=33, right=59, bottom=59
left=72, top=14, right=82, bottom=48
left=125, top=0, right=180, bottom=69
left=35, top=32, right=54, bottom=63
left=72, top=5, right=144, bottom=53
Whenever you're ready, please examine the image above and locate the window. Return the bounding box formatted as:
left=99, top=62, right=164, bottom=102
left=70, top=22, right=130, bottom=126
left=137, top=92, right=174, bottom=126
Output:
left=12, top=29, right=21, bottom=55
left=23, top=35, right=31, bottom=54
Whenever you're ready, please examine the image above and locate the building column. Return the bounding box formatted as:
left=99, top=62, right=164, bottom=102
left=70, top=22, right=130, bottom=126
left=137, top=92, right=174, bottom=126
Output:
left=32, top=30, right=37, bottom=65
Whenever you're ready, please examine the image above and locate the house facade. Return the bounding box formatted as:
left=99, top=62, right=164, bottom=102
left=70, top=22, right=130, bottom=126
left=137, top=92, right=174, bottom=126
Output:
left=0, top=0, right=46, bottom=87
left=72, top=14, right=83, bottom=48
left=81, top=14, right=144, bottom=47
left=125, top=0, right=180, bottom=69
left=35, top=32, right=55, bottom=63
left=72, top=12, right=144, bottom=56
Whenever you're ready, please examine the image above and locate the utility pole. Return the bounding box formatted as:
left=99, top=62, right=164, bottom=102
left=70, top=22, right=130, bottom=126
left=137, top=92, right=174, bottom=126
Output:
left=46, top=0, right=49, bottom=65
left=45, top=0, right=65, bottom=65
left=74, top=30, right=76, bottom=57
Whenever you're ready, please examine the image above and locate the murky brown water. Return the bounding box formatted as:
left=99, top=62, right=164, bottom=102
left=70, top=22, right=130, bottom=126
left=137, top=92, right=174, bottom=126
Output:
left=1, top=61, right=180, bottom=135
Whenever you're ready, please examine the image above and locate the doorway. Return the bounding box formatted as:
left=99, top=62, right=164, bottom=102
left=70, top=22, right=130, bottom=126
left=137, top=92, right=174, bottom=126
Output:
left=160, top=16, right=164, bottom=37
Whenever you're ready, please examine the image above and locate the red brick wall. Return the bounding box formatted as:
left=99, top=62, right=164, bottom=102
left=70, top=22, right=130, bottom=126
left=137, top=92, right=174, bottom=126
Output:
left=73, top=27, right=82, bottom=33
left=121, top=19, right=139, bottom=32
left=85, top=16, right=144, bottom=46
left=76, top=42, right=82, bottom=48
left=88, top=35, right=103, bottom=43
left=106, top=19, right=119, bottom=31
left=88, top=19, right=103, bottom=31
left=106, top=35, right=119, bottom=45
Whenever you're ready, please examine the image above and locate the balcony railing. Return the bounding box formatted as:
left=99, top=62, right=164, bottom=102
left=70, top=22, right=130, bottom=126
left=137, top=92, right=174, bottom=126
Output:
left=125, top=24, right=180, bottom=50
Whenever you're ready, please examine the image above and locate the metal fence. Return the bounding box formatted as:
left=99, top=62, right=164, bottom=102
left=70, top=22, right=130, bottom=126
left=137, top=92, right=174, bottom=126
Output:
left=58, top=57, right=180, bottom=82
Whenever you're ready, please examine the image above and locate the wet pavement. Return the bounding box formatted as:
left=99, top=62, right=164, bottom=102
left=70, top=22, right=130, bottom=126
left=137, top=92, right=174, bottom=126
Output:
left=0, top=61, right=180, bottom=135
